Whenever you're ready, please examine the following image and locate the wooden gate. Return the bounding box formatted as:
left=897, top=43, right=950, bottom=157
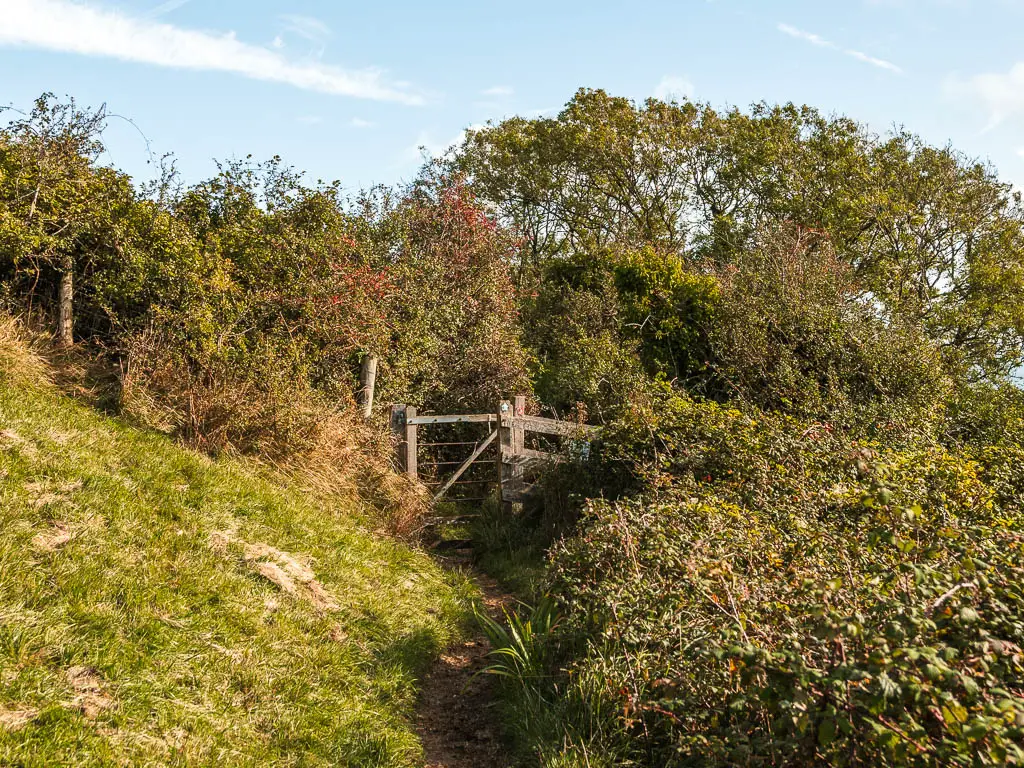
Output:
left=390, top=395, right=599, bottom=509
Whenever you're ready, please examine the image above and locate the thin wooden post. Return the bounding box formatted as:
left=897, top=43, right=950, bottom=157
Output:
left=509, top=395, right=526, bottom=508
left=404, top=406, right=418, bottom=479
left=57, top=267, right=73, bottom=347
left=390, top=404, right=407, bottom=471
left=497, top=400, right=512, bottom=514
left=358, top=353, right=378, bottom=419
left=512, top=395, right=526, bottom=455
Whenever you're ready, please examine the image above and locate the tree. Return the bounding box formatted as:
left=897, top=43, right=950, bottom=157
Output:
left=455, top=89, right=1024, bottom=379
left=0, top=94, right=110, bottom=345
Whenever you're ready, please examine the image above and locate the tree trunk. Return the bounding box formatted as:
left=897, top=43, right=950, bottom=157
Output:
left=359, top=353, right=378, bottom=419
left=57, top=267, right=74, bottom=347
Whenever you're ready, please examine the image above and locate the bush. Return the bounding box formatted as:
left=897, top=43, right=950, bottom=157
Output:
left=377, top=174, right=532, bottom=412
left=487, top=385, right=1024, bottom=766
left=944, top=380, right=1024, bottom=449
left=528, top=247, right=717, bottom=421
left=612, top=246, right=719, bottom=385
left=708, top=226, right=949, bottom=422
left=546, top=483, right=1024, bottom=766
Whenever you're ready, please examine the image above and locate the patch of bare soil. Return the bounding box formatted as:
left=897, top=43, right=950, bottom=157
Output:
left=65, top=665, right=114, bottom=719
left=416, top=549, right=515, bottom=768
left=0, top=706, right=39, bottom=733
left=32, top=522, right=74, bottom=552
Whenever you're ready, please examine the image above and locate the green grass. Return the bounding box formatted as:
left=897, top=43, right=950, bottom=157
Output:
left=0, top=379, right=474, bottom=766
left=466, top=499, right=549, bottom=600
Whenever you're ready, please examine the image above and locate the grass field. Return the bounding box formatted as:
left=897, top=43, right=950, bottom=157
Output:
left=0, top=356, right=474, bottom=766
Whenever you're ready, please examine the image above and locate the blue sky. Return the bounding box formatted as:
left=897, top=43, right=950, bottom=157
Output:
left=2, top=0, right=1024, bottom=192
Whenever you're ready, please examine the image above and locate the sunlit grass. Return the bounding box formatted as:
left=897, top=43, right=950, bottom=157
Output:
left=0, top=379, right=474, bottom=766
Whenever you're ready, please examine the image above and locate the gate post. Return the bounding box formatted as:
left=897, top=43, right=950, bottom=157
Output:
left=510, top=395, right=527, bottom=510
left=390, top=404, right=418, bottom=479
left=512, top=395, right=526, bottom=456
left=497, top=396, right=528, bottom=513
left=497, top=400, right=512, bottom=514
left=404, top=406, right=418, bottom=479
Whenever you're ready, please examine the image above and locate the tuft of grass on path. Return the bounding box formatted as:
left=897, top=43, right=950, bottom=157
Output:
left=465, top=499, right=548, bottom=601
left=0, top=378, right=474, bottom=767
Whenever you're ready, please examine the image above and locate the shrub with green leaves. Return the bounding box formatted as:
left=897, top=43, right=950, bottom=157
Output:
left=706, top=225, right=949, bottom=421
left=527, top=246, right=718, bottom=420
left=546, top=472, right=1024, bottom=765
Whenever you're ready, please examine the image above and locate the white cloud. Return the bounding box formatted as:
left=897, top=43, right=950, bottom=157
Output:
left=947, top=63, right=1024, bottom=130
left=404, top=123, right=484, bottom=163
left=350, top=117, right=374, bottom=128
left=149, top=0, right=190, bottom=16
left=0, top=0, right=425, bottom=104
left=280, top=14, right=331, bottom=44
left=481, top=85, right=514, bottom=97
left=1017, top=147, right=1024, bottom=160
left=653, top=75, right=694, bottom=102
left=777, top=23, right=831, bottom=48
left=279, top=14, right=331, bottom=54
left=777, top=22, right=903, bottom=74
left=844, top=48, right=903, bottom=74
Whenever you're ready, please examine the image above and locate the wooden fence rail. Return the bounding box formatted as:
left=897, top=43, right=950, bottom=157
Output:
left=390, top=395, right=598, bottom=509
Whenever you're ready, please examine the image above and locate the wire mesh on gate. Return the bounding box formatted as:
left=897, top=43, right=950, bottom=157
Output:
left=415, top=420, right=497, bottom=506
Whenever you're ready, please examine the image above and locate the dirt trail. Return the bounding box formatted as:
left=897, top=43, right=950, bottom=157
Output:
left=415, top=548, right=515, bottom=768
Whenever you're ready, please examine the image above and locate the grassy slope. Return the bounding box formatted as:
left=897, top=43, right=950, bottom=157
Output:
left=0, top=377, right=473, bottom=766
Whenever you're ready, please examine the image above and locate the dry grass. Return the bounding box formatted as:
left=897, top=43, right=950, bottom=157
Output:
left=291, top=411, right=432, bottom=541
left=118, top=331, right=431, bottom=539
left=0, top=316, right=431, bottom=540
left=0, top=706, right=39, bottom=734
left=0, top=312, right=122, bottom=408
left=0, top=314, right=50, bottom=388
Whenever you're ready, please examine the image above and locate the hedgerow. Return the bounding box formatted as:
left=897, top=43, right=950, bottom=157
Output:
left=522, top=390, right=1024, bottom=765
left=549, top=484, right=1024, bottom=766
left=0, top=99, right=530, bottom=472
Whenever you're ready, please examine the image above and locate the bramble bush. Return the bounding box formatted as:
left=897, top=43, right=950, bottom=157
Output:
left=549, top=483, right=1024, bottom=766
left=514, top=389, right=1024, bottom=765
left=481, top=220, right=1021, bottom=764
